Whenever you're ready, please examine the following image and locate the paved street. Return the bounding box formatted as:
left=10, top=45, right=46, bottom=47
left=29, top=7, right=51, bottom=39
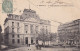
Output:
left=42, top=48, right=80, bottom=51
left=2, top=46, right=80, bottom=51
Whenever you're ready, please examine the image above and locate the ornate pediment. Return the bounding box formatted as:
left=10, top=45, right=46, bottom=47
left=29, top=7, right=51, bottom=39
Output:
left=22, top=9, right=41, bottom=23
left=24, top=17, right=40, bottom=23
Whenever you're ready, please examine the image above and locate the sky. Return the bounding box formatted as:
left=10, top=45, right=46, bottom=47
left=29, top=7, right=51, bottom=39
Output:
left=0, top=0, right=80, bottom=33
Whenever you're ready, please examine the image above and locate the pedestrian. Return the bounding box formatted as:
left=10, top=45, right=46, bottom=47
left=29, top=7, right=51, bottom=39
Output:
left=35, top=43, right=38, bottom=49
left=39, top=45, right=41, bottom=50
left=29, top=44, right=30, bottom=47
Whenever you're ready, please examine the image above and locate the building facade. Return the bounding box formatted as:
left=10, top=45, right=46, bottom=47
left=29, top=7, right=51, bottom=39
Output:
left=4, top=9, right=51, bottom=46
left=58, top=19, right=80, bottom=46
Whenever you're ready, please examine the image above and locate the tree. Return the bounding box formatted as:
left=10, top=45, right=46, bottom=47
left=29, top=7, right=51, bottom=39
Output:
left=37, top=28, right=49, bottom=47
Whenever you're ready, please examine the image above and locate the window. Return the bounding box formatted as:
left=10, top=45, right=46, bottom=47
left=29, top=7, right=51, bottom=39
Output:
left=12, top=22, right=14, bottom=26
left=12, top=34, right=14, bottom=38
left=25, top=25, right=28, bottom=33
left=17, top=35, right=20, bottom=38
left=12, top=39, right=15, bottom=44
left=25, top=14, right=27, bottom=15
left=17, top=22, right=19, bottom=27
left=17, top=39, right=20, bottom=43
left=15, top=15, right=19, bottom=19
left=17, top=22, right=19, bottom=26
left=25, top=37, right=28, bottom=44
left=20, top=16, right=23, bottom=19
left=31, top=37, right=33, bottom=44
left=35, top=26, right=38, bottom=34
left=26, top=31, right=27, bottom=33
left=17, top=22, right=19, bottom=33
left=17, top=28, right=19, bottom=33
left=30, top=25, right=33, bottom=34
left=12, top=28, right=14, bottom=33
left=12, top=22, right=14, bottom=33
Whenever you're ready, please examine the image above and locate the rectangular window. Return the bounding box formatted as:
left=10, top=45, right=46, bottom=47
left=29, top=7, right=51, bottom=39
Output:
left=30, top=25, right=33, bottom=34
left=35, top=26, right=38, bottom=34
left=12, top=28, right=14, bottom=33
left=20, top=16, right=23, bottom=19
left=31, top=37, right=33, bottom=44
left=17, top=39, right=20, bottom=44
left=17, top=22, right=19, bottom=33
left=12, top=34, right=14, bottom=38
left=12, top=39, right=15, bottom=44
left=25, top=25, right=28, bottom=33
left=17, top=22, right=19, bottom=27
left=26, top=31, right=27, bottom=33
left=25, top=37, right=28, bottom=44
left=17, top=28, right=19, bottom=33
left=17, top=35, right=20, bottom=38
left=12, top=22, right=14, bottom=26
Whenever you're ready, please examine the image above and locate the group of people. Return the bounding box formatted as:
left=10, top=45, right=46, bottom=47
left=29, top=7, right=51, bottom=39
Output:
left=27, top=43, right=41, bottom=50
left=35, top=43, right=41, bottom=50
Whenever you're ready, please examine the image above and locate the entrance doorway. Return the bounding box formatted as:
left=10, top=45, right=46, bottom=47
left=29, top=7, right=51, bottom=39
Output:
left=36, top=40, right=38, bottom=44
left=31, top=37, right=33, bottom=44
left=25, top=37, right=28, bottom=44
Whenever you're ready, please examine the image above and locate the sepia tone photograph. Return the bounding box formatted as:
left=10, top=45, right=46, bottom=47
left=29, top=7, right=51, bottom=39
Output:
left=0, top=0, right=80, bottom=51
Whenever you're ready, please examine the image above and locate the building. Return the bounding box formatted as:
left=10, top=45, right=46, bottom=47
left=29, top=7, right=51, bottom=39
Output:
left=58, top=19, right=80, bottom=46
left=4, top=9, right=51, bottom=46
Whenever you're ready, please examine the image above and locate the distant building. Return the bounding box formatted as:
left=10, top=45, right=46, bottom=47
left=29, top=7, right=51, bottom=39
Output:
left=4, top=9, right=51, bottom=46
left=58, top=19, right=80, bottom=45
left=0, top=33, right=4, bottom=43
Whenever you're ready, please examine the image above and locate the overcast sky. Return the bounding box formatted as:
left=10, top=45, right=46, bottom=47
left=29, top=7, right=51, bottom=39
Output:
left=0, top=0, right=80, bottom=33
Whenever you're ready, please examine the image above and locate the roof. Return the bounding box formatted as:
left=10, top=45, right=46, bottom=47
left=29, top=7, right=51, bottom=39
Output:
left=4, top=9, right=51, bottom=25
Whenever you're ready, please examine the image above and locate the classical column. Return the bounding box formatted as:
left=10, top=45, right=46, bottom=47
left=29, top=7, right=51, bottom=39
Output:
left=28, top=24, right=30, bottom=34
left=33, top=25, right=36, bottom=44
left=23, top=34, right=25, bottom=45
left=28, top=24, right=31, bottom=44
left=28, top=37, right=31, bottom=44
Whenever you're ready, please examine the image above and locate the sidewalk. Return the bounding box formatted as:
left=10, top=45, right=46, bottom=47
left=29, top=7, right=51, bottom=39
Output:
left=2, top=46, right=80, bottom=51
left=1, top=45, right=18, bottom=51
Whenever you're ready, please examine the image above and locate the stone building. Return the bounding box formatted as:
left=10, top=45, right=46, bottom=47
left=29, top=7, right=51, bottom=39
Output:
left=4, top=9, right=51, bottom=46
left=58, top=19, right=80, bottom=46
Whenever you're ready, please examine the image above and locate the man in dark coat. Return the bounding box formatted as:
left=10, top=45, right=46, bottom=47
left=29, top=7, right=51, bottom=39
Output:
left=0, top=25, right=2, bottom=50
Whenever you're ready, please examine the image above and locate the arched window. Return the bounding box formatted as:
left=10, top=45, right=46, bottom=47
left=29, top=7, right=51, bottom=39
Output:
left=17, top=39, right=20, bottom=43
